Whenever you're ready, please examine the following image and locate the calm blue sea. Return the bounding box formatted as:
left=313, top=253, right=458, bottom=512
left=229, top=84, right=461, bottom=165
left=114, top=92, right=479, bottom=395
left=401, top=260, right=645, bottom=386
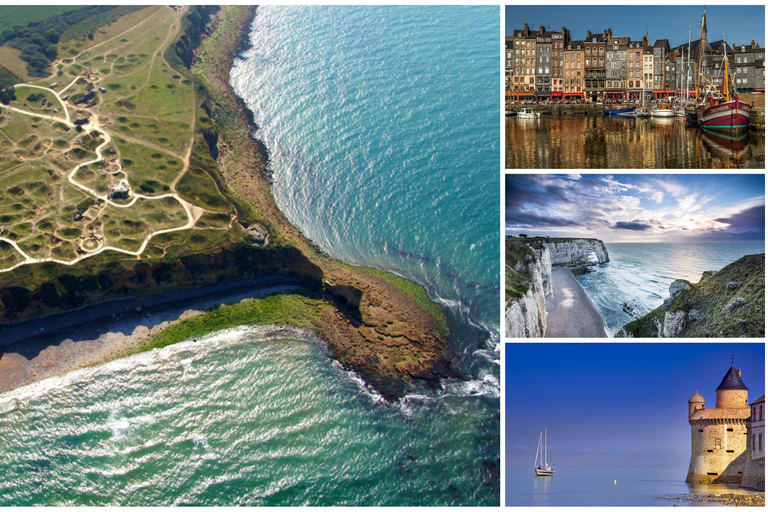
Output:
left=0, top=6, right=500, bottom=506
left=577, top=242, right=765, bottom=336
left=506, top=467, right=744, bottom=506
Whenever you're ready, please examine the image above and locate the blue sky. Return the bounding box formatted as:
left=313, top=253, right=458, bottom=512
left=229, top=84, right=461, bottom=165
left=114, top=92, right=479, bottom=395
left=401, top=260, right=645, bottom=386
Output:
left=506, top=5, right=765, bottom=48
left=505, top=174, right=765, bottom=243
left=506, top=343, right=765, bottom=469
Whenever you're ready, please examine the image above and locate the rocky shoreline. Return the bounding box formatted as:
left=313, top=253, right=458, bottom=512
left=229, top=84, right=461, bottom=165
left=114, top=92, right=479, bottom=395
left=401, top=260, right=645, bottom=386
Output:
left=0, top=6, right=455, bottom=402
left=669, top=491, right=765, bottom=506
left=188, top=6, right=455, bottom=399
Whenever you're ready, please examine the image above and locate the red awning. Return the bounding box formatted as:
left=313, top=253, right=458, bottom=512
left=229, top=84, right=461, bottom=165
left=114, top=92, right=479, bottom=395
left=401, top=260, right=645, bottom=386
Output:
left=563, top=93, right=584, bottom=97
left=550, top=92, right=563, bottom=96
left=755, top=88, right=765, bottom=92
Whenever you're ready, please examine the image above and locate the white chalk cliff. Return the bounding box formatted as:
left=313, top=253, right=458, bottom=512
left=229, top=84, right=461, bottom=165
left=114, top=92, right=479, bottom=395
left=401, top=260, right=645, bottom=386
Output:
left=546, top=239, right=609, bottom=266
left=505, top=238, right=608, bottom=338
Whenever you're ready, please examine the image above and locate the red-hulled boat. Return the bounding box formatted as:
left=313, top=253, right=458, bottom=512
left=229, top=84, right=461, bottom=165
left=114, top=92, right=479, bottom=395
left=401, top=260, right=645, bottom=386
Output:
left=698, top=42, right=751, bottom=132
left=699, top=97, right=751, bottom=132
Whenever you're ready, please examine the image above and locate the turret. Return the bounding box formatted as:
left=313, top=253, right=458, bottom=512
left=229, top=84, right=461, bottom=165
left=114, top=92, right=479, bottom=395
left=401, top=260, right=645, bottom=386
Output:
left=688, top=390, right=705, bottom=419
left=715, top=363, right=749, bottom=409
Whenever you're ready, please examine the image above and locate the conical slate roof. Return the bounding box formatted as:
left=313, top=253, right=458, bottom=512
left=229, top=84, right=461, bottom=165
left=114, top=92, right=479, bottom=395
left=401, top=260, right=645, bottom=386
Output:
left=716, top=364, right=748, bottom=391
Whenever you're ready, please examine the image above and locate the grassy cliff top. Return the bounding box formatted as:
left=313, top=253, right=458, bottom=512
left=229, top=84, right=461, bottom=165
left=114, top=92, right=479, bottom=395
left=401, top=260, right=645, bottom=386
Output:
left=618, top=253, right=765, bottom=338
left=505, top=237, right=537, bottom=302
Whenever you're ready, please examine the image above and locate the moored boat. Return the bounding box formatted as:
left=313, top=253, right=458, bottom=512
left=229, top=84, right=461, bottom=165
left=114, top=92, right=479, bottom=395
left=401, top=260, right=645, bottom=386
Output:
left=699, top=97, right=751, bottom=132
left=534, top=429, right=555, bottom=477
left=685, top=106, right=699, bottom=123
left=603, top=107, right=635, bottom=116
left=634, top=106, right=651, bottom=118
left=651, top=104, right=675, bottom=117
left=518, top=108, right=540, bottom=119
left=697, top=37, right=751, bottom=132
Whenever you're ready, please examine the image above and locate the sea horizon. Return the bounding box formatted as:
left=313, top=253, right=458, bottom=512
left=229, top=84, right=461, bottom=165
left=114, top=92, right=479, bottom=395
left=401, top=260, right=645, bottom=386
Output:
left=578, top=242, right=764, bottom=335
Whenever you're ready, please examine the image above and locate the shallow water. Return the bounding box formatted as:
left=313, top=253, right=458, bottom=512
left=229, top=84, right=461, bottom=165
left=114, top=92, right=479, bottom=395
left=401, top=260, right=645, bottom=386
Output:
left=0, top=327, right=497, bottom=506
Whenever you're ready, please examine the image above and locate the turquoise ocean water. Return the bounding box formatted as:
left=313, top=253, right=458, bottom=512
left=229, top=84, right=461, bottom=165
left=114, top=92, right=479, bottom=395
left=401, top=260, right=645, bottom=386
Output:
left=577, top=242, right=765, bottom=336
left=0, top=6, right=500, bottom=506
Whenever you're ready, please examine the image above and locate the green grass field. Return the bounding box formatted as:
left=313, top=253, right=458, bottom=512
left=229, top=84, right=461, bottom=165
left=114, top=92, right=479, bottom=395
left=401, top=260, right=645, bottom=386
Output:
left=0, top=6, right=248, bottom=268
left=0, top=6, right=84, bottom=33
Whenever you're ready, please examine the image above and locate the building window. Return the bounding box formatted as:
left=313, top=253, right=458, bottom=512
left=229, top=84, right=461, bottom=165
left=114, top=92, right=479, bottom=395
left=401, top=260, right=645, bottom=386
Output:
left=715, top=438, right=722, bottom=449
left=760, top=433, right=763, bottom=451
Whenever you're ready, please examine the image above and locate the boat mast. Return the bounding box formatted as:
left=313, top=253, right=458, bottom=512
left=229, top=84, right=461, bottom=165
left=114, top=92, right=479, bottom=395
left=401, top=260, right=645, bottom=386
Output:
left=686, top=27, right=691, bottom=103
left=544, top=428, right=548, bottom=467
left=696, top=8, right=705, bottom=102
left=535, top=431, right=541, bottom=468
left=722, top=37, right=730, bottom=102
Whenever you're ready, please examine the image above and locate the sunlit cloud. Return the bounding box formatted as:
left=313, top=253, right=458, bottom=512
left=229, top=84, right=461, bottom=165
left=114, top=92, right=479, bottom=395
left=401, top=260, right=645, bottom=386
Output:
left=505, top=175, right=765, bottom=243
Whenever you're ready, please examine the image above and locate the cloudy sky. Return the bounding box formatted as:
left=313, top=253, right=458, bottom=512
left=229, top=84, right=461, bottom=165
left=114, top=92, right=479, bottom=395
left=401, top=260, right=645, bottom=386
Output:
left=505, top=174, right=765, bottom=243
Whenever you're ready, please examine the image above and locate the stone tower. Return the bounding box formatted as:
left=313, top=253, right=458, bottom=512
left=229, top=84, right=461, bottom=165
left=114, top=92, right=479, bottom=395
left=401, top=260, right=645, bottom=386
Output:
left=686, top=362, right=750, bottom=484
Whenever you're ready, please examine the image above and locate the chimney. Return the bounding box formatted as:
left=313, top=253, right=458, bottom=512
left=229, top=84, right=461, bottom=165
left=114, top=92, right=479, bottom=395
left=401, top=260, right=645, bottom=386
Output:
left=524, top=23, right=529, bottom=37
left=587, top=30, right=592, bottom=39
left=539, top=25, right=545, bottom=34
left=752, top=39, right=755, bottom=49
left=737, top=369, right=742, bottom=378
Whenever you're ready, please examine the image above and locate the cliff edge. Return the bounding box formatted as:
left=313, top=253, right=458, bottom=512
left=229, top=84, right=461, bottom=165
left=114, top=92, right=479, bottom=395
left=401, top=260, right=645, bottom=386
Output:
left=505, top=236, right=608, bottom=338
left=616, top=253, right=765, bottom=338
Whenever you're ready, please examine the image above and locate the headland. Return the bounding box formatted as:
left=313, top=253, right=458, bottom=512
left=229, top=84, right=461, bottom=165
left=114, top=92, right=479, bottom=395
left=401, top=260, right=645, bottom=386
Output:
left=0, top=6, right=453, bottom=401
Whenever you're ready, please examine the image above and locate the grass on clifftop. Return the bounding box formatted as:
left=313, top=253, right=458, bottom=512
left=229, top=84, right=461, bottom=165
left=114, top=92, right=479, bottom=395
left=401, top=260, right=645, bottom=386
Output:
left=619, top=253, right=765, bottom=338
left=505, top=237, right=538, bottom=303
left=141, top=292, right=329, bottom=352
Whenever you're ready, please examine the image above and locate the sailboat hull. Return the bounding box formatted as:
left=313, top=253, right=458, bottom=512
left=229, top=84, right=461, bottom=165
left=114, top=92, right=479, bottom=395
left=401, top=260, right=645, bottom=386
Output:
left=535, top=468, right=556, bottom=476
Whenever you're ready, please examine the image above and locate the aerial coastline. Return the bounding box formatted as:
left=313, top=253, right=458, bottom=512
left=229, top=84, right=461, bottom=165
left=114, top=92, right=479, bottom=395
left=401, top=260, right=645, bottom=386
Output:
left=0, top=6, right=454, bottom=401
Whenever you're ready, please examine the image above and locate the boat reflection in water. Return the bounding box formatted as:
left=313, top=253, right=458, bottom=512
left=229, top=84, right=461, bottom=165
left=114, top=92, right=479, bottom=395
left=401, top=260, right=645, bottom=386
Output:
left=532, top=470, right=554, bottom=505
left=700, top=128, right=752, bottom=167
left=505, top=115, right=764, bottom=169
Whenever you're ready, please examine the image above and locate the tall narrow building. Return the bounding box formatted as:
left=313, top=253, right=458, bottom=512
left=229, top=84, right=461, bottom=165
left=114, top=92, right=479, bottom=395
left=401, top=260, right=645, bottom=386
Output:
left=686, top=361, right=751, bottom=485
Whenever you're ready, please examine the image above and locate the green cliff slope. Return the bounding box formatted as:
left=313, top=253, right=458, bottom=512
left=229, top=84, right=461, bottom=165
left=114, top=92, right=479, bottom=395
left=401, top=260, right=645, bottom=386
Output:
left=617, top=253, right=765, bottom=338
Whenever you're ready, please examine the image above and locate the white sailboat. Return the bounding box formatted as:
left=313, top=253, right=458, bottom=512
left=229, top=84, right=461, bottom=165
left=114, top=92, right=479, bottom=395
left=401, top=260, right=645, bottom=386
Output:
left=534, top=429, right=555, bottom=476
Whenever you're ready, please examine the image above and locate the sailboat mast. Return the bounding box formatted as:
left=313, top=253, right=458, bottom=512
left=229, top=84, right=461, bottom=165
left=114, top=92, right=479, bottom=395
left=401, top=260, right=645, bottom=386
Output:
left=696, top=9, right=705, bottom=102
left=686, top=27, right=691, bottom=102
left=535, top=431, right=541, bottom=468
left=544, top=428, right=548, bottom=466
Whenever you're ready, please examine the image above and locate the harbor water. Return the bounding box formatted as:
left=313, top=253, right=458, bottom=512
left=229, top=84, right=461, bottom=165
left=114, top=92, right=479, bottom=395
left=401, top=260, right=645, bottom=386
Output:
left=0, top=5, right=500, bottom=506
left=505, top=115, right=765, bottom=169
left=506, top=467, right=749, bottom=506
left=576, top=242, right=765, bottom=336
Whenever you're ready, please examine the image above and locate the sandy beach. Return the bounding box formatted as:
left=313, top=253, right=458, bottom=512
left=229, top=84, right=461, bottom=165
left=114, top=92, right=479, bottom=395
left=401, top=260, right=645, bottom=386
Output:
left=0, top=277, right=298, bottom=395
left=544, top=267, right=608, bottom=337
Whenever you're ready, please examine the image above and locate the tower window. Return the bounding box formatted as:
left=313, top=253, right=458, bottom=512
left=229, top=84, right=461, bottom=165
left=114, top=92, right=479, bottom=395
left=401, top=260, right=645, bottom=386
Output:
left=698, top=429, right=704, bottom=433
left=726, top=450, right=734, bottom=453
left=707, top=472, right=718, bottom=476
left=706, top=450, right=713, bottom=453
left=726, top=428, right=733, bottom=432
